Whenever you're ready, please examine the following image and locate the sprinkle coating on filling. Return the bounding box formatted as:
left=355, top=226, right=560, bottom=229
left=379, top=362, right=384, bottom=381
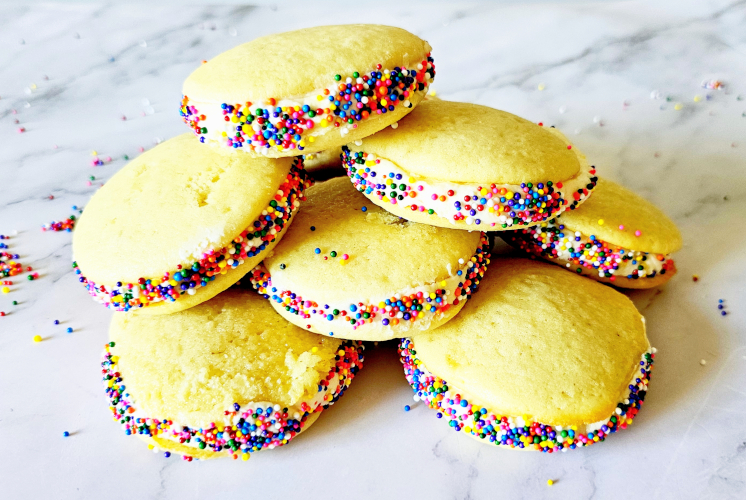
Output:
left=342, top=142, right=597, bottom=228
left=504, top=219, right=674, bottom=281
left=180, top=56, right=435, bottom=155
left=399, top=338, right=654, bottom=452
left=101, top=340, right=364, bottom=461
left=249, top=234, right=490, bottom=334
left=74, top=159, right=310, bottom=312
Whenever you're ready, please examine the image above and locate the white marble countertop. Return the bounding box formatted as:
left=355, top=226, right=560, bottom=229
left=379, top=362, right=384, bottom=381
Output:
left=1, top=2, right=745, bottom=499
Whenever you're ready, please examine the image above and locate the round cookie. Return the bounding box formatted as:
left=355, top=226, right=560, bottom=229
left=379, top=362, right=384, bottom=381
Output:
left=400, top=258, right=655, bottom=452
left=502, top=177, right=682, bottom=288
left=343, top=99, right=597, bottom=231
left=73, top=133, right=310, bottom=314
left=101, top=289, right=364, bottom=460
left=181, top=24, right=435, bottom=158
left=250, top=177, right=490, bottom=341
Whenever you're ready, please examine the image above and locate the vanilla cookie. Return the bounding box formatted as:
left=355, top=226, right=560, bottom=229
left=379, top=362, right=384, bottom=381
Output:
left=73, top=133, right=309, bottom=314
left=102, top=289, right=364, bottom=460
left=503, top=178, right=682, bottom=288
left=400, top=258, right=654, bottom=452
left=250, top=177, right=490, bottom=341
left=343, top=100, right=597, bottom=230
left=181, top=25, right=435, bottom=157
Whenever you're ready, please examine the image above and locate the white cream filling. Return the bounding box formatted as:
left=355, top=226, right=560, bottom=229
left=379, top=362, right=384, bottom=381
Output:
left=255, top=252, right=482, bottom=334
left=523, top=221, right=669, bottom=279
left=190, top=65, right=433, bottom=156
left=129, top=369, right=343, bottom=453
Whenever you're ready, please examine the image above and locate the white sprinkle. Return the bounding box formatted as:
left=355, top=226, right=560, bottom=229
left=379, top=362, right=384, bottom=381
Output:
left=700, top=359, right=707, bottom=366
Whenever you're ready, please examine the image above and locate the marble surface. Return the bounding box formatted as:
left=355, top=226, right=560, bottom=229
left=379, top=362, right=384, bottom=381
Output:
left=1, top=1, right=745, bottom=499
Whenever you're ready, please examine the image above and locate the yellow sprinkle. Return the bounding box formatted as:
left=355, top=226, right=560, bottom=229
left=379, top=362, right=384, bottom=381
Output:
left=1, top=287, right=9, bottom=294
left=537, top=83, right=546, bottom=91
left=693, top=95, right=702, bottom=102
left=339, top=259, right=347, bottom=266
left=311, top=347, right=318, bottom=353
left=308, top=137, right=315, bottom=143
left=91, top=150, right=98, bottom=155
left=547, top=479, right=554, bottom=486
left=31, top=83, right=37, bottom=89
left=429, top=89, right=437, bottom=96
left=598, top=219, right=604, bottom=225
left=674, top=103, right=683, bottom=110
left=33, top=335, right=42, bottom=343
left=242, top=453, right=250, bottom=461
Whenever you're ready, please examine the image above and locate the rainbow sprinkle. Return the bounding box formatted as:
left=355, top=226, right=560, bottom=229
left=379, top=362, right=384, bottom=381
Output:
left=101, top=340, right=364, bottom=461
left=1, top=234, right=26, bottom=295
left=342, top=147, right=597, bottom=228
left=42, top=206, right=83, bottom=232
left=399, top=338, right=655, bottom=452
left=503, top=219, right=674, bottom=282
left=249, top=234, right=490, bottom=333
left=180, top=55, right=435, bottom=155
left=74, top=159, right=310, bottom=311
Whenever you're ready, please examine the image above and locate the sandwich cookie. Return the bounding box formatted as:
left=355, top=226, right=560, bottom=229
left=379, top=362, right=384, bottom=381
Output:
left=400, top=258, right=655, bottom=452
left=73, top=133, right=310, bottom=314
left=250, top=177, right=490, bottom=341
left=502, top=178, right=682, bottom=288
left=101, top=289, right=364, bottom=461
left=342, top=100, right=597, bottom=230
left=181, top=24, right=435, bottom=157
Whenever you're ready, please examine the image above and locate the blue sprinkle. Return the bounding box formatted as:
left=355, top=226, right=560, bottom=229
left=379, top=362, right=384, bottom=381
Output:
left=404, top=405, right=411, bottom=412
left=66, top=327, right=73, bottom=333
left=63, top=431, right=70, bottom=437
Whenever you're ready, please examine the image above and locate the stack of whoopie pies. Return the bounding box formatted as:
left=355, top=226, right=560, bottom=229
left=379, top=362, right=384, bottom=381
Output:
left=74, top=24, right=681, bottom=460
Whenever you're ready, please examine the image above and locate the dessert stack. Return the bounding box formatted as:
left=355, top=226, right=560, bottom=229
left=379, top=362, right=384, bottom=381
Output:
left=72, top=24, right=681, bottom=460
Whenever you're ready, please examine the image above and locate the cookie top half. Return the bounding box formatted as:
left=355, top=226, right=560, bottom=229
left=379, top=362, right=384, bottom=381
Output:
left=73, top=133, right=307, bottom=313
left=410, top=258, right=650, bottom=426
left=261, top=176, right=482, bottom=304
left=108, top=289, right=351, bottom=429
left=350, top=100, right=580, bottom=184
left=181, top=25, right=434, bottom=157
left=555, top=177, right=682, bottom=255
left=343, top=100, right=597, bottom=230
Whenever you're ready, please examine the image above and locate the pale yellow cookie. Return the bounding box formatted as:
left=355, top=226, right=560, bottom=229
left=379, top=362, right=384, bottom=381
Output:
left=343, top=100, right=597, bottom=231
left=400, top=258, right=655, bottom=452
left=73, top=133, right=309, bottom=314
left=181, top=25, right=435, bottom=157
left=502, top=178, right=682, bottom=288
left=250, top=177, right=491, bottom=341
left=102, top=289, right=364, bottom=460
